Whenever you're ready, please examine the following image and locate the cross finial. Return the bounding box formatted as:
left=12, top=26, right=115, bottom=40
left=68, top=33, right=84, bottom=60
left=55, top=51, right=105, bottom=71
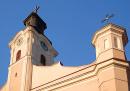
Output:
left=101, top=14, right=114, bottom=23
left=34, top=5, right=40, bottom=13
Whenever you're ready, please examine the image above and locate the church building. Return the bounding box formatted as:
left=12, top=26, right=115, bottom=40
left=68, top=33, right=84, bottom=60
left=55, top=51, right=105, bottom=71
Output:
left=1, top=10, right=130, bottom=91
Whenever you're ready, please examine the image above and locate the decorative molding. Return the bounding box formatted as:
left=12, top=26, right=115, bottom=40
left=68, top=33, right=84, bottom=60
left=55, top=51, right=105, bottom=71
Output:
left=31, top=58, right=129, bottom=91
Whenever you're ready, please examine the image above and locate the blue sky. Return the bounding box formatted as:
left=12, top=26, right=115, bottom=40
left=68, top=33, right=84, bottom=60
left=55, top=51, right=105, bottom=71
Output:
left=0, top=0, right=130, bottom=87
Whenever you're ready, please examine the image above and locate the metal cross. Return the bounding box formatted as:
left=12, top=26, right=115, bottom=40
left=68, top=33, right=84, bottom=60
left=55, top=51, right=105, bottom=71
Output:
left=34, top=5, right=40, bottom=13
left=101, top=14, right=114, bottom=23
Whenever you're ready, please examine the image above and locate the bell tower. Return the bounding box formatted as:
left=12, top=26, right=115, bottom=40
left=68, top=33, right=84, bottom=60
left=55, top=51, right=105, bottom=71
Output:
left=23, top=11, right=58, bottom=66
left=7, top=11, right=58, bottom=91
left=92, top=23, right=128, bottom=63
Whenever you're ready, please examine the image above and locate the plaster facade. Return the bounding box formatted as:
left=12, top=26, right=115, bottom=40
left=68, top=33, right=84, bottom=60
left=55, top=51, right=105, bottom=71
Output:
left=1, top=12, right=130, bottom=91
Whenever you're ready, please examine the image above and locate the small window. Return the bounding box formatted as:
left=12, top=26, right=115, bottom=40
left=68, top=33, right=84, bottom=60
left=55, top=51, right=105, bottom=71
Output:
left=114, top=37, right=118, bottom=48
left=117, top=38, right=121, bottom=49
left=114, top=37, right=121, bottom=49
left=104, top=39, right=109, bottom=50
left=41, top=55, right=46, bottom=66
left=15, top=72, right=17, bottom=77
left=16, top=50, right=21, bottom=61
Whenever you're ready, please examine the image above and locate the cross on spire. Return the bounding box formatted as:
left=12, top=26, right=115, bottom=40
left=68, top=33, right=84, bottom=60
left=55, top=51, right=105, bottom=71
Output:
left=34, top=5, right=40, bottom=13
left=101, top=14, right=114, bottom=23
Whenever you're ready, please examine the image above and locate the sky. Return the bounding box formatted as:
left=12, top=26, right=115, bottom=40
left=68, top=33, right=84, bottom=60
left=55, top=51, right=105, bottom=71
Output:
left=0, top=0, right=130, bottom=87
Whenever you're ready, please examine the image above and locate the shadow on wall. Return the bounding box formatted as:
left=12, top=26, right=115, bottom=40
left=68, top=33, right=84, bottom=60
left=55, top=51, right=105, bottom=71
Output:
left=127, top=61, right=130, bottom=91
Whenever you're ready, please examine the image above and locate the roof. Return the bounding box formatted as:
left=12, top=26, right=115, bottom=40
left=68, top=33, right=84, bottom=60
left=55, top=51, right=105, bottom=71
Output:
left=92, top=23, right=128, bottom=46
left=23, top=12, right=46, bottom=28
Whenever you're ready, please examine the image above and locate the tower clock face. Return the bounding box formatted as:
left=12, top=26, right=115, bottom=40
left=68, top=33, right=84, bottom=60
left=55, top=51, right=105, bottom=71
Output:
left=17, top=37, right=23, bottom=46
left=40, top=41, right=48, bottom=51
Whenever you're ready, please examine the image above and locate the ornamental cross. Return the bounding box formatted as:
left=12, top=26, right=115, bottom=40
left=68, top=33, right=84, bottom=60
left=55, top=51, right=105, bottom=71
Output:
left=101, top=14, right=114, bottom=23
left=34, top=5, right=40, bottom=13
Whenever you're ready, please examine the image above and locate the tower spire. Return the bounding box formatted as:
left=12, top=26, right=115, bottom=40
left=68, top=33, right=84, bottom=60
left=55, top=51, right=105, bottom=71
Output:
left=23, top=7, right=47, bottom=34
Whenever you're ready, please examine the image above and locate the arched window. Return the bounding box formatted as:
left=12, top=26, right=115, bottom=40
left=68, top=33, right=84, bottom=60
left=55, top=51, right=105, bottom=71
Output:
left=41, top=55, right=46, bottom=66
left=114, top=37, right=118, bottom=48
left=16, top=50, right=21, bottom=61
left=114, top=37, right=121, bottom=49
left=117, top=38, right=121, bottom=49
left=104, top=39, right=109, bottom=50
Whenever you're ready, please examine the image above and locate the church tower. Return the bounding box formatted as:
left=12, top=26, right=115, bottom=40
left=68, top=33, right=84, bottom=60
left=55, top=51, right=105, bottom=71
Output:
left=92, top=23, right=129, bottom=91
left=92, top=23, right=128, bottom=63
left=7, top=11, right=58, bottom=91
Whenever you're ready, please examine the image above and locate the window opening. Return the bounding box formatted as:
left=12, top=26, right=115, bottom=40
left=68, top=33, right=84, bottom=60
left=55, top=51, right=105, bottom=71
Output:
left=16, top=50, right=21, bottom=61
left=104, top=39, right=109, bottom=50
left=41, top=55, right=46, bottom=66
